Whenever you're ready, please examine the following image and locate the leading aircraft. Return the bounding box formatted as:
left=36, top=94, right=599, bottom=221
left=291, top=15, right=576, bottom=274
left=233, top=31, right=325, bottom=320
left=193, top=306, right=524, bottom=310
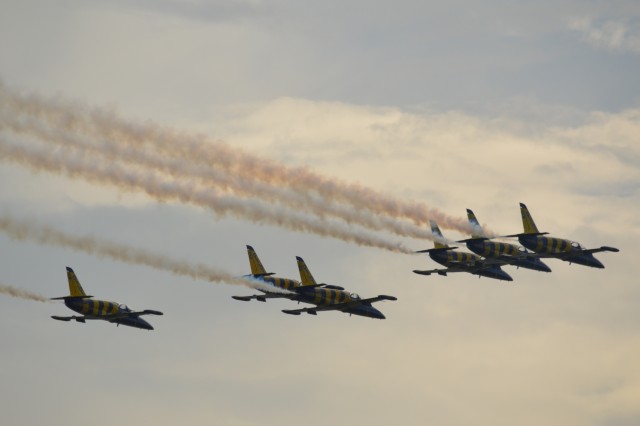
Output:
left=51, top=267, right=163, bottom=330
left=232, top=246, right=396, bottom=319
left=505, top=203, right=619, bottom=268
left=457, top=208, right=551, bottom=273
left=413, top=221, right=513, bottom=281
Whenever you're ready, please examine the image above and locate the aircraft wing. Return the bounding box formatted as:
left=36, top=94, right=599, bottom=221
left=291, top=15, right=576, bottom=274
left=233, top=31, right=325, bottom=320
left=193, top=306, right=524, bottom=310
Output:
left=232, top=293, right=296, bottom=302
left=413, top=268, right=453, bottom=276
left=282, top=295, right=397, bottom=316
left=581, top=246, right=620, bottom=255
left=52, top=315, right=88, bottom=323
left=533, top=246, right=619, bottom=260
left=125, top=309, right=163, bottom=317
left=413, top=259, right=500, bottom=276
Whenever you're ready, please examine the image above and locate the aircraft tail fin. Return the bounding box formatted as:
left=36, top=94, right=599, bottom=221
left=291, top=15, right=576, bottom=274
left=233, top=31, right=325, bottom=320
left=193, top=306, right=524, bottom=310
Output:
left=295, top=256, right=317, bottom=286
left=246, top=245, right=269, bottom=276
left=66, top=267, right=87, bottom=297
left=519, top=203, right=540, bottom=234
left=466, top=209, right=485, bottom=238
left=430, top=220, right=450, bottom=249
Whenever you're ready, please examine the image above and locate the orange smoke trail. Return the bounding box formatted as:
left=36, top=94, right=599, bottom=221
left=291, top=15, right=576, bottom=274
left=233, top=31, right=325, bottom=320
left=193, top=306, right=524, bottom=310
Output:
left=0, top=139, right=412, bottom=253
left=1, top=115, right=432, bottom=240
left=0, top=84, right=473, bottom=236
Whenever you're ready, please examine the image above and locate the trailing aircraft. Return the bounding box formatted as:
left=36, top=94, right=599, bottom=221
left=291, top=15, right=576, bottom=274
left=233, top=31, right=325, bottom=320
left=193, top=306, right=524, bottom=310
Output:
left=280, top=256, right=397, bottom=319
left=231, top=245, right=307, bottom=302
left=232, top=246, right=396, bottom=319
left=413, top=221, right=513, bottom=281
left=457, top=208, right=551, bottom=272
left=505, top=203, right=619, bottom=268
left=51, top=267, right=163, bottom=330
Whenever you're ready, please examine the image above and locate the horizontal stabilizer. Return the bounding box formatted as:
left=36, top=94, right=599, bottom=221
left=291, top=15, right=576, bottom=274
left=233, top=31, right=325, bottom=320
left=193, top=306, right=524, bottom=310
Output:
left=321, top=284, right=345, bottom=290
left=295, top=284, right=324, bottom=291
left=50, top=295, right=94, bottom=300
left=456, top=237, right=488, bottom=243
left=502, top=232, right=549, bottom=238
left=415, top=247, right=458, bottom=254
left=282, top=309, right=302, bottom=315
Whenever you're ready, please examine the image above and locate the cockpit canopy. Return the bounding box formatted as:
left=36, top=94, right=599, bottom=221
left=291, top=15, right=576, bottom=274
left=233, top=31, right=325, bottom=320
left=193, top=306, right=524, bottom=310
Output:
left=570, top=241, right=583, bottom=250
left=119, top=304, right=130, bottom=311
left=350, top=293, right=360, bottom=300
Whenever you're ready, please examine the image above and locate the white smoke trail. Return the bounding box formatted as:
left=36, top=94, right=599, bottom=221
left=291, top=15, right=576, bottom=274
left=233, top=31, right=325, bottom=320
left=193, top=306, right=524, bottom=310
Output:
left=0, top=114, right=432, bottom=240
left=0, top=283, right=49, bottom=302
left=0, top=213, right=293, bottom=293
left=0, top=138, right=412, bottom=253
left=0, top=84, right=474, bottom=236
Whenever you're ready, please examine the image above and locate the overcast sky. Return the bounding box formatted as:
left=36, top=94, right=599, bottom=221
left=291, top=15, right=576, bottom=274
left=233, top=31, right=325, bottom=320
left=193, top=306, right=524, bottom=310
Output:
left=1, top=1, right=639, bottom=425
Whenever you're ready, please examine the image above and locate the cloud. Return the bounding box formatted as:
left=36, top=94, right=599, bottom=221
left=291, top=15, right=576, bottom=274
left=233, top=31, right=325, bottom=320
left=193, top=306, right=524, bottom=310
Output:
left=570, top=18, right=640, bottom=54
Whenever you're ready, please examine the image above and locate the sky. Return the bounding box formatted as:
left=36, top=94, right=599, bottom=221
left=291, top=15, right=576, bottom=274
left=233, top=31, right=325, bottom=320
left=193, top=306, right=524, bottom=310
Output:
left=0, top=1, right=639, bottom=425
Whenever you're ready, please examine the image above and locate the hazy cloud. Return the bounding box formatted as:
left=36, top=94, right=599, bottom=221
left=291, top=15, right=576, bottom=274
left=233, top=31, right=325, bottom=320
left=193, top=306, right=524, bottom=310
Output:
left=570, top=18, right=640, bottom=54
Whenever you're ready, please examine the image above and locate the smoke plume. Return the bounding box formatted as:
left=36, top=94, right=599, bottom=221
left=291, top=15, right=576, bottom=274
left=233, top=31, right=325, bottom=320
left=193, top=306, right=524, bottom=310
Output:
left=0, top=213, right=288, bottom=292
left=0, top=138, right=413, bottom=253
left=0, top=283, right=49, bottom=302
left=0, top=84, right=475, bottom=238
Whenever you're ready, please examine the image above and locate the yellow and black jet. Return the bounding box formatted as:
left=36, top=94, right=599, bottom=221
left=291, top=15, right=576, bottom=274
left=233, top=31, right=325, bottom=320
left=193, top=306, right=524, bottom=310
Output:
left=414, top=220, right=513, bottom=281
left=51, top=267, right=163, bottom=330
left=231, top=245, right=308, bottom=302
left=232, top=246, right=396, bottom=319
left=457, top=208, right=551, bottom=272
left=505, top=203, right=619, bottom=268
left=280, top=256, right=396, bottom=319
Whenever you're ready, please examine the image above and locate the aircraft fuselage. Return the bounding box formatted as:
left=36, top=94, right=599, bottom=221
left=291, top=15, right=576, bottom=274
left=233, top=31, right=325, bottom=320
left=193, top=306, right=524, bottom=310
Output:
left=64, top=298, right=154, bottom=330
left=297, top=286, right=385, bottom=319
left=429, top=250, right=513, bottom=281
left=518, top=235, right=604, bottom=268
left=465, top=240, right=551, bottom=272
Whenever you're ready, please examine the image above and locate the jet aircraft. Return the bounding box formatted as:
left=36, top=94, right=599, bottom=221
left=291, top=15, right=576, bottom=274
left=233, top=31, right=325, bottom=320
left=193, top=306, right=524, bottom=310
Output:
left=51, top=267, right=163, bottom=330
left=232, top=246, right=396, bottom=319
left=280, top=256, right=396, bottom=319
left=413, top=221, right=513, bottom=281
left=231, top=245, right=308, bottom=303
left=504, top=203, right=619, bottom=268
left=457, top=208, right=551, bottom=272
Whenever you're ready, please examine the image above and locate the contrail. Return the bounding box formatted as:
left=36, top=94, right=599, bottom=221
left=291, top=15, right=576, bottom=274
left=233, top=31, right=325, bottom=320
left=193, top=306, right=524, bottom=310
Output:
left=0, top=213, right=291, bottom=293
left=0, top=84, right=475, bottom=236
left=0, top=283, right=49, bottom=302
left=0, top=138, right=413, bottom=253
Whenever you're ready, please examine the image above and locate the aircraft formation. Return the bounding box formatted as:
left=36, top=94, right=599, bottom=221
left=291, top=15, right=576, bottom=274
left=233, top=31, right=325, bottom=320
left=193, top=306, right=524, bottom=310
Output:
left=49, top=203, right=619, bottom=330
left=413, top=203, right=619, bottom=281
